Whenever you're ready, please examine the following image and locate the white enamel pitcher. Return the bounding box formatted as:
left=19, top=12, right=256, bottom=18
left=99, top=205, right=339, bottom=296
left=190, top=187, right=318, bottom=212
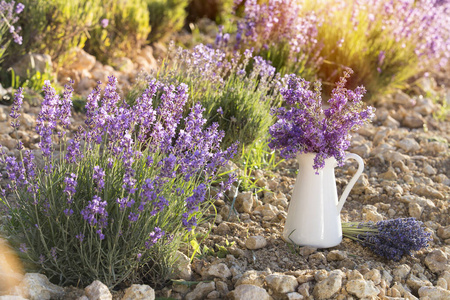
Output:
left=283, top=152, right=364, bottom=248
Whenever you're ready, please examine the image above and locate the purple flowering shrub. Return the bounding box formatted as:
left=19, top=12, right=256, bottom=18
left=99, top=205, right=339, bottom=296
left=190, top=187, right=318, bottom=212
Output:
left=342, top=218, right=432, bottom=261
left=142, top=43, right=283, bottom=149
left=0, top=1, right=24, bottom=62
left=226, top=0, right=450, bottom=98
left=268, top=70, right=375, bottom=171
left=0, top=77, right=237, bottom=287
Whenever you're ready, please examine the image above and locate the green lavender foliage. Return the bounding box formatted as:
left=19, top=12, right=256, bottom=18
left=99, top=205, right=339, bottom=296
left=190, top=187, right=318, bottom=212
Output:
left=84, top=0, right=151, bottom=64
left=147, top=0, right=188, bottom=42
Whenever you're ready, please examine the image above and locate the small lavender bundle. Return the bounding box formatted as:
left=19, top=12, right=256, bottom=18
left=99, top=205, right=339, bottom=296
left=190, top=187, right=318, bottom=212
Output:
left=342, top=218, right=432, bottom=261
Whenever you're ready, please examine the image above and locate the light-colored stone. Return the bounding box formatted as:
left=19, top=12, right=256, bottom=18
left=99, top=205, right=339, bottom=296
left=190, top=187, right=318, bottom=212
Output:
left=406, top=274, right=432, bottom=293
left=346, top=279, right=380, bottom=298
left=423, top=164, right=437, bottom=175
left=411, top=185, right=444, bottom=200
left=438, top=226, right=450, bottom=240
left=439, top=271, right=450, bottom=289
left=408, top=202, right=423, bottom=219
left=425, top=250, right=449, bottom=273
left=235, top=192, right=253, bottom=213
left=227, top=284, right=270, bottom=300
left=364, top=269, right=381, bottom=285
left=363, top=205, right=384, bottom=222
left=235, top=270, right=265, bottom=287
left=384, top=115, right=400, bottom=128
left=286, top=292, right=304, bottom=299
left=265, top=274, right=298, bottom=293
left=245, top=236, right=267, bottom=250
left=253, top=204, right=278, bottom=219
left=11, top=53, right=52, bottom=78
left=85, top=280, right=111, bottom=300
left=206, top=263, right=231, bottom=279
left=0, top=296, right=28, bottom=300
left=172, top=251, right=192, bottom=281
left=436, top=277, right=448, bottom=290
left=402, top=112, right=424, bottom=128
left=112, top=57, right=135, bottom=75
left=313, top=271, right=343, bottom=299
left=393, top=264, right=411, bottom=280
left=122, top=284, right=155, bottom=300
left=185, top=282, right=215, bottom=300
left=397, top=138, right=420, bottom=153
left=13, top=273, right=64, bottom=300
left=327, top=250, right=347, bottom=261
left=298, top=246, right=317, bottom=257
left=66, top=48, right=96, bottom=72
left=418, top=286, right=450, bottom=300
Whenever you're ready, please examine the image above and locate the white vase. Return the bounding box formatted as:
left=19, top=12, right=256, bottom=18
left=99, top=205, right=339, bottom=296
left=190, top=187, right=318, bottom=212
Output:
left=282, top=152, right=364, bottom=248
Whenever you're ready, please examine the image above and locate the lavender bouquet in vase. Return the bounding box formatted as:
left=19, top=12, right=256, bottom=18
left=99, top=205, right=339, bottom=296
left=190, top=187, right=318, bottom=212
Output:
left=269, top=69, right=375, bottom=248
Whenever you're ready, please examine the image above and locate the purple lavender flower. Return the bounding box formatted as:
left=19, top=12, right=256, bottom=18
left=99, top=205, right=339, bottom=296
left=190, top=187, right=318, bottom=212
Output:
left=15, top=3, right=24, bottom=14
left=269, top=71, right=374, bottom=171
left=76, top=233, right=85, bottom=243
left=63, top=173, right=77, bottom=204
left=10, top=87, right=24, bottom=129
left=93, top=166, right=105, bottom=192
left=81, top=195, right=108, bottom=228
left=145, top=227, right=165, bottom=249
left=19, top=243, right=28, bottom=253
left=50, top=247, right=57, bottom=261
left=101, top=18, right=109, bottom=28
left=342, top=218, right=432, bottom=261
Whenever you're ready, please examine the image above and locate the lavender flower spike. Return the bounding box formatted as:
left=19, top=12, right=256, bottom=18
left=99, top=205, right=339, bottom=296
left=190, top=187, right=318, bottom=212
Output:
left=10, top=87, right=24, bottom=130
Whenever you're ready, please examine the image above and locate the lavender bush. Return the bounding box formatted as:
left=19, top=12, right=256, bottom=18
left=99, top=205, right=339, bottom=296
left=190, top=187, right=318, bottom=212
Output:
left=268, top=69, right=375, bottom=171
left=131, top=43, right=283, bottom=149
left=226, top=0, right=450, bottom=98
left=0, top=1, right=24, bottom=63
left=342, top=218, right=432, bottom=261
left=0, top=77, right=236, bottom=287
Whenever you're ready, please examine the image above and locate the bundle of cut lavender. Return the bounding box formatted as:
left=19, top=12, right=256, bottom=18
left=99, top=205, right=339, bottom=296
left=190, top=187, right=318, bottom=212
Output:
left=342, top=218, right=432, bottom=261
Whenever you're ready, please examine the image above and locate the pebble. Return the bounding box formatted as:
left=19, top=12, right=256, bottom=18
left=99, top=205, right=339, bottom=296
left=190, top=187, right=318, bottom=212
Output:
left=425, top=249, right=449, bottom=273
left=235, top=270, right=265, bottom=287
left=185, top=282, right=216, bottom=300
left=85, top=280, right=112, bottom=300
left=402, top=112, right=424, bottom=128
left=245, top=236, right=267, bottom=250
left=326, top=250, right=347, bottom=261
left=411, top=185, right=444, bottom=200
left=393, top=264, right=411, bottom=280
left=346, top=279, right=380, bottom=298
left=205, top=263, right=232, bottom=279
left=11, top=273, right=64, bottom=300
left=121, top=284, right=155, bottom=300
left=286, top=292, right=304, bottom=299
left=172, top=251, right=192, bottom=281
left=363, top=269, right=381, bottom=285
left=397, top=138, right=420, bottom=153
left=406, top=274, right=432, bottom=293
left=265, top=274, right=298, bottom=293
left=408, top=202, right=423, bottom=219
left=298, top=246, right=317, bottom=257
left=227, top=284, right=271, bottom=300
left=418, top=286, right=450, bottom=299
left=423, top=163, right=437, bottom=175
left=312, top=270, right=343, bottom=299
left=235, top=192, right=253, bottom=213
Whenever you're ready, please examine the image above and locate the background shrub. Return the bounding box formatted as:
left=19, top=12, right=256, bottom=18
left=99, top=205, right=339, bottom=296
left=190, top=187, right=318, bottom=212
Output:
left=84, top=0, right=150, bottom=64
left=228, top=0, right=450, bottom=99
left=129, top=44, right=283, bottom=151
left=147, top=0, right=188, bottom=43
left=3, top=0, right=103, bottom=69
left=186, top=0, right=234, bottom=25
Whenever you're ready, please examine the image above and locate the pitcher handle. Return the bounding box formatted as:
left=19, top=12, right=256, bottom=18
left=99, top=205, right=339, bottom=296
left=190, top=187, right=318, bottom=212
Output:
left=336, top=153, right=364, bottom=213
